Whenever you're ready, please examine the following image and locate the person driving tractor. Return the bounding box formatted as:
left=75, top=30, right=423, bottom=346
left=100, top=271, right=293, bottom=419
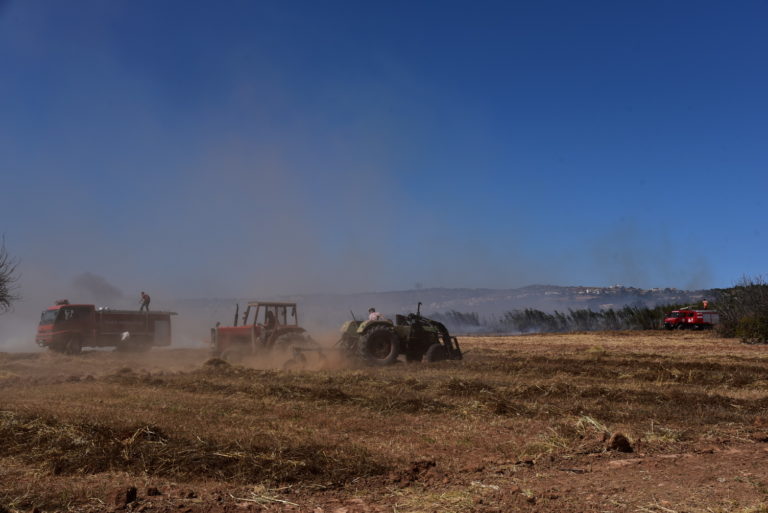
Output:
left=261, top=309, right=277, bottom=345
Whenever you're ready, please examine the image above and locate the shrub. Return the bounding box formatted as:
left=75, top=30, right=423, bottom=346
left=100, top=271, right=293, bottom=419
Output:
left=735, top=315, right=768, bottom=344
left=715, top=276, right=768, bottom=340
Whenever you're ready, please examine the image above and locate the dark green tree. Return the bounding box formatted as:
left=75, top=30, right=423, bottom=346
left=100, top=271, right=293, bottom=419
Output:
left=0, top=238, right=19, bottom=313
left=716, top=276, right=768, bottom=343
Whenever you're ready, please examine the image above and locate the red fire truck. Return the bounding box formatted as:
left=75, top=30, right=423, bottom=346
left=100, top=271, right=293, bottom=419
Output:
left=36, top=300, right=176, bottom=354
left=663, top=308, right=719, bottom=330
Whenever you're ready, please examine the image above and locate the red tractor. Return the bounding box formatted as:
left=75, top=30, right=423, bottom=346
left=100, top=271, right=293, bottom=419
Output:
left=210, top=301, right=318, bottom=364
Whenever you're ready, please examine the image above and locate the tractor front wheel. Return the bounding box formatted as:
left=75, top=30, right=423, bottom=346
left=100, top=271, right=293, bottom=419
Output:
left=358, top=326, right=400, bottom=366
left=221, top=346, right=248, bottom=364
left=425, top=343, right=447, bottom=363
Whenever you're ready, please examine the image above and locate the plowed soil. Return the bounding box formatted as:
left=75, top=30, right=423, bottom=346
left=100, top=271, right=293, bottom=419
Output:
left=3, top=331, right=768, bottom=512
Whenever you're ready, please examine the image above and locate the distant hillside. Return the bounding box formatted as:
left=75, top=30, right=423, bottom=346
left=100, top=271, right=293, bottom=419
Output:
left=174, top=285, right=711, bottom=333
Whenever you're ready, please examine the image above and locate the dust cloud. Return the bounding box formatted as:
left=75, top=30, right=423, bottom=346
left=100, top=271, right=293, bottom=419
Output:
left=0, top=2, right=724, bottom=354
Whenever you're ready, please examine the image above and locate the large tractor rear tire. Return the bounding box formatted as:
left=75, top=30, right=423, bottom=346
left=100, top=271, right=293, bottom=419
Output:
left=358, top=325, right=400, bottom=366
left=274, top=332, right=312, bottom=351
left=274, top=332, right=323, bottom=369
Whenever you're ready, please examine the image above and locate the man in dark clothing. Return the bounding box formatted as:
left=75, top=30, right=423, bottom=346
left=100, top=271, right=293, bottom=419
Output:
left=139, top=291, right=151, bottom=312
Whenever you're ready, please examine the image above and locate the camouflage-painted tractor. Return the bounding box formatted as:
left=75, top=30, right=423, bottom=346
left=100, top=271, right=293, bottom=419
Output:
left=338, top=303, right=462, bottom=366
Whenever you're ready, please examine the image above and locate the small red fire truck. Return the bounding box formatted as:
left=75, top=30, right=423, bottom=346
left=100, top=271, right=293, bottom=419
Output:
left=663, top=308, right=719, bottom=330
left=36, top=300, right=176, bottom=353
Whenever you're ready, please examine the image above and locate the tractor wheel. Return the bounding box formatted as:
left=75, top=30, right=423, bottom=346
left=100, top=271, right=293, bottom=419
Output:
left=221, top=346, right=247, bottom=364
left=358, top=325, right=400, bottom=366
left=283, top=352, right=308, bottom=371
left=274, top=332, right=309, bottom=349
left=48, top=341, right=65, bottom=354
left=425, top=343, right=447, bottom=363
left=274, top=332, right=317, bottom=356
left=64, top=336, right=82, bottom=355
left=274, top=332, right=319, bottom=367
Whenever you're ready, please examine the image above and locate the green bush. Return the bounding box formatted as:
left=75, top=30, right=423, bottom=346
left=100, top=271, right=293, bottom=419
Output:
left=715, top=276, right=768, bottom=340
left=735, top=315, right=768, bottom=344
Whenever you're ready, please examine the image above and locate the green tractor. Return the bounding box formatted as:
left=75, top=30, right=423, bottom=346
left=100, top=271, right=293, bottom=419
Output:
left=338, top=303, right=463, bottom=365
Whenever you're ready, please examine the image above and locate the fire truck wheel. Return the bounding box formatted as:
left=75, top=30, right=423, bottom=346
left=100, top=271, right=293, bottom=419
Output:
left=116, top=340, right=151, bottom=352
left=64, top=337, right=82, bottom=355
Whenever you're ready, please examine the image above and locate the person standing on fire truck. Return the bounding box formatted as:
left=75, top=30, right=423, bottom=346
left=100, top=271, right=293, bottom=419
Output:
left=139, top=291, right=151, bottom=312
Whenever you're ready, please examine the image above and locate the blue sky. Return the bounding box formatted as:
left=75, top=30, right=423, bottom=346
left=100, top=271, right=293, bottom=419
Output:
left=1, top=0, right=767, bottom=299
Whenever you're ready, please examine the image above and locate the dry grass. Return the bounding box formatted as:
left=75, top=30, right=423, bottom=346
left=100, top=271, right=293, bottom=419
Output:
left=3, top=331, right=768, bottom=512
left=0, top=410, right=382, bottom=484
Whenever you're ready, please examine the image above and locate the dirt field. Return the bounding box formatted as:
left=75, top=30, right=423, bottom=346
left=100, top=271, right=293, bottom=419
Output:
left=3, top=331, right=768, bottom=513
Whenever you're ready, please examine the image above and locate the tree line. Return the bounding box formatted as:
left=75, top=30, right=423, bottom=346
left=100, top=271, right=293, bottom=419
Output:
left=433, top=277, right=768, bottom=344
left=431, top=304, right=686, bottom=333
